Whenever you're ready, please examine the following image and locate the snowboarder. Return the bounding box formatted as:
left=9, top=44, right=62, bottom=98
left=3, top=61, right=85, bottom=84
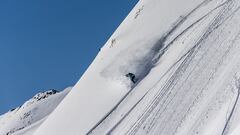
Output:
left=126, top=73, right=137, bottom=83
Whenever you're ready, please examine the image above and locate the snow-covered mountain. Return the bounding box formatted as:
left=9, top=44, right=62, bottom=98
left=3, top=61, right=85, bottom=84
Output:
left=0, top=87, right=71, bottom=135
left=2, top=0, right=240, bottom=134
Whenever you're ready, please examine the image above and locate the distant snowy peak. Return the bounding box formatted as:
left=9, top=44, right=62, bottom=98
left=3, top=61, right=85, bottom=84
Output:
left=5, top=89, right=60, bottom=114
left=0, top=87, right=71, bottom=135
left=32, top=89, right=59, bottom=101
left=22, top=89, right=59, bottom=108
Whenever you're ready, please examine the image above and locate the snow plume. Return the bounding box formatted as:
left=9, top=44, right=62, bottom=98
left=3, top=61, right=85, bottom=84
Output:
left=101, top=38, right=164, bottom=88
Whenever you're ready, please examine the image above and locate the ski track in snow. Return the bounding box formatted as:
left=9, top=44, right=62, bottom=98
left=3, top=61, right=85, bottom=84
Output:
left=221, top=76, right=240, bottom=135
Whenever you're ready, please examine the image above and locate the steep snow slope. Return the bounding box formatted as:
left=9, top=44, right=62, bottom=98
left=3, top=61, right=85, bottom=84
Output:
left=0, top=87, right=71, bottom=135
left=33, top=0, right=240, bottom=135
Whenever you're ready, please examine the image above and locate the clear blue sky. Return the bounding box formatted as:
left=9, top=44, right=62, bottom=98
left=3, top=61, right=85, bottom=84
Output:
left=0, top=0, right=138, bottom=114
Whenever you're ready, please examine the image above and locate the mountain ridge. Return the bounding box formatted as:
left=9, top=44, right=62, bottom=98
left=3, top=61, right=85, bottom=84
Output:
left=0, top=87, right=71, bottom=135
